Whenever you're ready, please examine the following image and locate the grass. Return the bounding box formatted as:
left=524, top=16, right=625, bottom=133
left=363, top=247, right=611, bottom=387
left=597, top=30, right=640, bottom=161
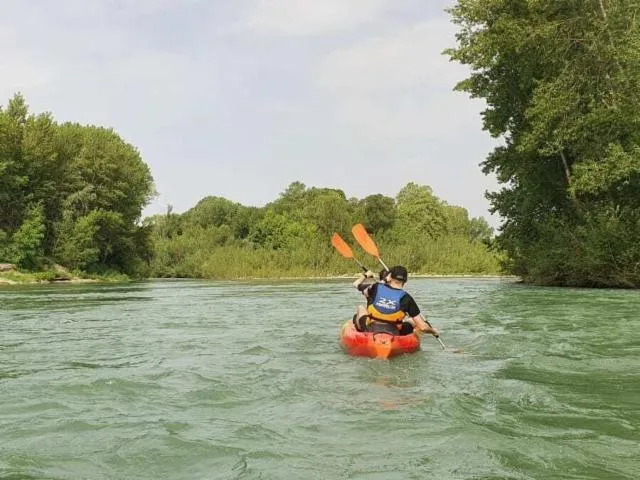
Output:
left=148, top=235, right=506, bottom=280
left=0, top=268, right=130, bottom=285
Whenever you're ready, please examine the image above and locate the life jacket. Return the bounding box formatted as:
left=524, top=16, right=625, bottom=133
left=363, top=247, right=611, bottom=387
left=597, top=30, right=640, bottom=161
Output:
left=367, top=284, right=407, bottom=324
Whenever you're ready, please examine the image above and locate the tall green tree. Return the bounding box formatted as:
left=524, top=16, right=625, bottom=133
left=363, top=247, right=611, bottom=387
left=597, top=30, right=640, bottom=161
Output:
left=303, top=188, right=352, bottom=239
left=0, top=93, right=155, bottom=274
left=359, top=194, right=396, bottom=234
left=186, top=196, right=240, bottom=229
left=393, top=182, right=447, bottom=240
left=0, top=94, right=29, bottom=235
left=447, top=0, right=640, bottom=287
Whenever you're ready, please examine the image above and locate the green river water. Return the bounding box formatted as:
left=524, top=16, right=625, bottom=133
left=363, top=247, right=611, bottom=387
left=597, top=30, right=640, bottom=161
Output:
left=1, top=278, right=638, bottom=479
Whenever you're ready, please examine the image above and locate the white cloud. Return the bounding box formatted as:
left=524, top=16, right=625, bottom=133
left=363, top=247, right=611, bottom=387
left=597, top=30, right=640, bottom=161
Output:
left=0, top=55, right=53, bottom=91
left=0, top=26, right=51, bottom=90
left=316, top=19, right=462, bottom=92
left=71, top=51, right=213, bottom=125
left=244, top=0, right=388, bottom=35
left=29, top=0, right=205, bottom=21
left=111, top=0, right=206, bottom=17
left=0, top=1, right=215, bottom=130
left=313, top=18, right=482, bottom=139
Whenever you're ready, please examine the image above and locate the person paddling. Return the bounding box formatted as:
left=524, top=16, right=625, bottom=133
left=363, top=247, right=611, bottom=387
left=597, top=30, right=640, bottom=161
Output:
left=352, top=268, right=389, bottom=291
left=352, top=265, right=439, bottom=337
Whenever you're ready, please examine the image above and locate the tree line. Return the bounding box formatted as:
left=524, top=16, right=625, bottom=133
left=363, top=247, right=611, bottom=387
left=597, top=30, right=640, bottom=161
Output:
left=7, top=0, right=638, bottom=290
left=0, top=94, right=500, bottom=280
left=145, top=181, right=501, bottom=278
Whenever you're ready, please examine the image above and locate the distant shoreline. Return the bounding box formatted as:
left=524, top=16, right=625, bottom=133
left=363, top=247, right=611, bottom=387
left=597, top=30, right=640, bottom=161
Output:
left=0, top=276, right=102, bottom=286
left=247, top=275, right=517, bottom=281
left=150, top=274, right=518, bottom=281
left=1, top=272, right=517, bottom=286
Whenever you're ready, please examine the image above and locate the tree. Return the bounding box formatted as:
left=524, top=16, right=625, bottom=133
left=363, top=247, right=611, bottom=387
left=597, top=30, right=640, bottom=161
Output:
left=186, top=196, right=240, bottom=228
left=303, top=189, right=352, bottom=239
left=360, top=194, right=396, bottom=234
left=394, top=182, right=447, bottom=240
left=0, top=94, right=29, bottom=234
left=442, top=204, right=470, bottom=237
left=469, top=217, right=493, bottom=243
left=0, top=93, right=156, bottom=275
left=249, top=210, right=315, bottom=250
left=446, top=0, right=640, bottom=287
left=269, top=181, right=307, bottom=217
left=0, top=204, right=45, bottom=268
left=54, top=210, right=100, bottom=270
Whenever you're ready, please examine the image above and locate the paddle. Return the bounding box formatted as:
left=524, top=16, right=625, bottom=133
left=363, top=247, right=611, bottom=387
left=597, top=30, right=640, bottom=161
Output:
left=351, top=223, right=448, bottom=351
left=331, top=232, right=368, bottom=273
left=351, top=224, right=389, bottom=271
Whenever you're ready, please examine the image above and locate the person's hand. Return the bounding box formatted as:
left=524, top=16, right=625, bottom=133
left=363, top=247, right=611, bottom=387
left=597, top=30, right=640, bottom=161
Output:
left=419, top=325, right=439, bottom=337
left=365, top=270, right=375, bottom=278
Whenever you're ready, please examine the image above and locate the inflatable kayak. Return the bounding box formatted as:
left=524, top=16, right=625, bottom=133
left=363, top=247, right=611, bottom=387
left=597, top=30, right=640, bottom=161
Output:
left=339, top=320, right=421, bottom=359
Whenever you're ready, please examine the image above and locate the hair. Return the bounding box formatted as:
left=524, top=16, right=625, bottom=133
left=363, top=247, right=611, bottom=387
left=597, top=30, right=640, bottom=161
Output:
left=379, top=269, right=389, bottom=281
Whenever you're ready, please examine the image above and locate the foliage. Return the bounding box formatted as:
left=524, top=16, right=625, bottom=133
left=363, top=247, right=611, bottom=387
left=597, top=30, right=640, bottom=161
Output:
left=0, top=204, right=45, bottom=269
left=147, top=181, right=503, bottom=278
left=359, top=194, right=397, bottom=234
left=0, top=93, right=155, bottom=275
left=0, top=268, right=129, bottom=284
left=0, top=93, right=502, bottom=281
left=446, top=0, right=640, bottom=287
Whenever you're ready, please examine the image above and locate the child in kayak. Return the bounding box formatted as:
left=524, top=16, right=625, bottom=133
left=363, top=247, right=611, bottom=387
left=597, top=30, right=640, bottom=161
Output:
left=351, top=265, right=439, bottom=337
left=351, top=268, right=388, bottom=290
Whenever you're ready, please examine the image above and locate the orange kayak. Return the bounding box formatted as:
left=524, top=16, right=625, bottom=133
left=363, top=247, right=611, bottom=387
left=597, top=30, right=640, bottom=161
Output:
left=339, top=320, right=421, bottom=360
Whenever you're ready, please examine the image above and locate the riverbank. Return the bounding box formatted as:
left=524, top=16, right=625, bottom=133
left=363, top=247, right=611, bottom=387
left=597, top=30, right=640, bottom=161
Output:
left=150, top=273, right=518, bottom=282
left=1, top=269, right=517, bottom=286
left=0, top=274, right=98, bottom=285
left=0, top=266, right=130, bottom=285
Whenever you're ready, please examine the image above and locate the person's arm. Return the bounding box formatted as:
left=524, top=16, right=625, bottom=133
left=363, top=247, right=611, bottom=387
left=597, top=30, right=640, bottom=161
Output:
left=411, top=314, right=439, bottom=336
left=405, top=295, right=439, bottom=336
left=361, top=281, right=378, bottom=299
left=352, top=270, right=374, bottom=288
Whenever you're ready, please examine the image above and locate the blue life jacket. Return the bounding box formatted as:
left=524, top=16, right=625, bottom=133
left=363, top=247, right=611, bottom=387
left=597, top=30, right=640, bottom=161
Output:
left=367, top=284, right=407, bottom=323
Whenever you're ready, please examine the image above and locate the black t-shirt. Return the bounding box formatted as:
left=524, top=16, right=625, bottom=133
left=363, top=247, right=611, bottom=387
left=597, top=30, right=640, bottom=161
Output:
left=356, top=279, right=377, bottom=292
left=359, top=282, right=420, bottom=318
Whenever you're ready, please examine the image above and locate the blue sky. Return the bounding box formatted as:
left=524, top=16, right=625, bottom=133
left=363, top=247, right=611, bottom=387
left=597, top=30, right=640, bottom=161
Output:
left=1, top=0, right=502, bottom=226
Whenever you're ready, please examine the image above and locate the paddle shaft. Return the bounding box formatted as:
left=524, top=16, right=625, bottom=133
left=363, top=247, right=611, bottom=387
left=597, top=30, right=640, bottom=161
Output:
left=376, top=257, right=389, bottom=272
left=425, top=321, right=447, bottom=350
left=354, top=258, right=368, bottom=273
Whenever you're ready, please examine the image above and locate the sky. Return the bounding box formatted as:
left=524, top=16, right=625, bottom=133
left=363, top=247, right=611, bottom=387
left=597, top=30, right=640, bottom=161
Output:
left=1, top=0, right=502, bottom=226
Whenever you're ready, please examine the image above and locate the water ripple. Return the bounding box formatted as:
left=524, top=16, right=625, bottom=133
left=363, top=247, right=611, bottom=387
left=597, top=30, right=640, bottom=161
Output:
left=1, top=279, right=639, bottom=479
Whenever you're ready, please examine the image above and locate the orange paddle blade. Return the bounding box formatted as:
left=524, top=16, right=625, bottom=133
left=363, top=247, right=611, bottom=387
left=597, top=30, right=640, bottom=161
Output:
left=331, top=233, right=354, bottom=258
left=352, top=224, right=380, bottom=257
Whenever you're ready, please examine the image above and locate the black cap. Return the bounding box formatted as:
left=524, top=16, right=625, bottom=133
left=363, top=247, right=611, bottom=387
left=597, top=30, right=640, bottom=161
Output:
left=379, top=268, right=389, bottom=281
left=388, top=265, right=408, bottom=282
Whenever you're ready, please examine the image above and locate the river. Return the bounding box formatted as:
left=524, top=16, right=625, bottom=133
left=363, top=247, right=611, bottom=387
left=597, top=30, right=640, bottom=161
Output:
left=1, top=278, right=638, bottom=479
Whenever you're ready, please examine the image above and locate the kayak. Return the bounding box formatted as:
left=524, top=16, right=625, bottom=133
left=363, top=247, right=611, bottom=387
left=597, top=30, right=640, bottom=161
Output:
left=339, top=320, right=421, bottom=360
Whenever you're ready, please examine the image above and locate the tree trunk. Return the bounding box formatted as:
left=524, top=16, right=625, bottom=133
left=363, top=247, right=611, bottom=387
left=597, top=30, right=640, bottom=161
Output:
left=598, top=0, right=607, bottom=20
left=560, top=151, right=572, bottom=187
